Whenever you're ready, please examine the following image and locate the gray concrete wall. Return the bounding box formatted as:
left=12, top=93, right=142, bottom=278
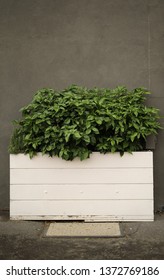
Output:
left=0, top=0, right=164, bottom=210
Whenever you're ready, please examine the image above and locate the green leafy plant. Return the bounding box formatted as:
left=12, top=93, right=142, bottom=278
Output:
left=9, top=85, right=162, bottom=160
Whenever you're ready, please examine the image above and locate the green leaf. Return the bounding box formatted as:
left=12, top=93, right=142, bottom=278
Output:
left=133, top=123, right=139, bottom=129
left=90, top=136, right=96, bottom=145
left=111, top=146, right=116, bottom=153
left=123, top=141, right=129, bottom=148
left=87, top=115, right=94, bottom=121
left=99, top=97, right=106, bottom=105
left=54, top=104, right=59, bottom=112
left=32, top=125, right=37, bottom=133
left=46, top=145, right=52, bottom=151
left=65, top=133, right=70, bottom=142
left=83, top=135, right=90, bottom=143
left=59, top=150, right=64, bottom=157
left=32, top=143, right=37, bottom=149
left=25, top=134, right=31, bottom=140
left=86, top=121, right=91, bottom=129
left=111, top=139, right=115, bottom=146
left=86, top=129, right=91, bottom=134
left=92, top=127, right=99, bottom=134
left=120, top=127, right=124, bottom=132
left=96, top=119, right=102, bottom=125
left=29, top=151, right=34, bottom=159
left=74, top=131, right=81, bottom=139
left=130, top=132, right=138, bottom=142
left=36, top=119, right=44, bottom=124
left=80, top=150, right=89, bottom=160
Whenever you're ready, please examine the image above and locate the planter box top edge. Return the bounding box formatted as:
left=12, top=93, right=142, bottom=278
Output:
left=10, top=150, right=153, bottom=157
left=10, top=151, right=153, bottom=169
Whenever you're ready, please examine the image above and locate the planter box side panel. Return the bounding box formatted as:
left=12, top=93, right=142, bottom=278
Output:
left=10, top=152, right=154, bottom=221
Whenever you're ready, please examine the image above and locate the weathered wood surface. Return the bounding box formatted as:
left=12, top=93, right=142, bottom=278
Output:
left=10, top=152, right=154, bottom=221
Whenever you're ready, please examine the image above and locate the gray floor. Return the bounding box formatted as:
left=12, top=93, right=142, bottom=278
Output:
left=0, top=211, right=164, bottom=260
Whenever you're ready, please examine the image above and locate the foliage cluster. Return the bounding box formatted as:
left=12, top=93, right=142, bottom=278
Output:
left=9, top=85, right=161, bottom=160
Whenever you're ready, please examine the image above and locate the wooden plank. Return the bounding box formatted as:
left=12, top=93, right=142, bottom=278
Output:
left=10, top=168, right=153, bottom=184
left=10, top=151, right=153, bottom=169
left=10, top=184, right=153, bottom=200
left=10, top=215, right=154, bottom=221
left=84, top=216, right=154, bottom=222
left=10, top=200, right=153, bottom=216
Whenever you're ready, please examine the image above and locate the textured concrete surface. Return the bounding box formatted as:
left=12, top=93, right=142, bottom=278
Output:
left=0, top=212, right=164, bottom=260
left=0, top=0, right=164, bottom=210
left=46, top=222, right=121, bottom=237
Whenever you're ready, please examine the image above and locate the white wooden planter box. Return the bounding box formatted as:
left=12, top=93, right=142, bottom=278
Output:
left=10, top=151, right=154, bottom=221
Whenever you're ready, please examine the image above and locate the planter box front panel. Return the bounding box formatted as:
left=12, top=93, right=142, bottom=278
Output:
left=10, top=152, right=154, bottom=221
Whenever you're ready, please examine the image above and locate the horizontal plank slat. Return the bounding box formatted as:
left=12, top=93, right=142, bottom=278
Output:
left=10, top=200, right=153, bottom=216
left=10, top=215, right=154, bottom=221
left=10, top=168, right=153, bottom=184
left=10, top=152, right=153, bottom=168
left=10, top=184, right=153, bottom=200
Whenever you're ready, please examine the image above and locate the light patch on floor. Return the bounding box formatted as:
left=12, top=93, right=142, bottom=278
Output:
left=46, top=222, right=121, bottom=237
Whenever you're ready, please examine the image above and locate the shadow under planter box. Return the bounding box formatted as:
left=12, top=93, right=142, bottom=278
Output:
left=10, top=151, right=154, bottom=221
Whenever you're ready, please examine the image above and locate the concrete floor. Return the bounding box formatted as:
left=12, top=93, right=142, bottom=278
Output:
left=0, top=212, right=164, bottom=260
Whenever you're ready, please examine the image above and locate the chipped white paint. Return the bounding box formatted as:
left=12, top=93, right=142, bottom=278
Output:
left=10, top=152, right=154, bottom=221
